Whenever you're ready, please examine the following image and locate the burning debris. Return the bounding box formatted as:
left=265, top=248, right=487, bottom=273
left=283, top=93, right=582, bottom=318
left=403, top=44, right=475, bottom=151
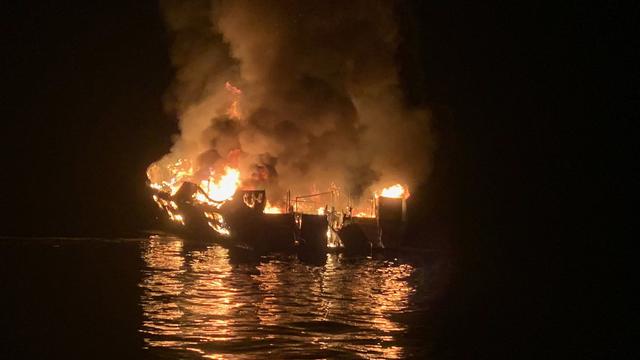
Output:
left=146, top=1, right=429, bottom=254
left=149, top=175, right=410, bottom=254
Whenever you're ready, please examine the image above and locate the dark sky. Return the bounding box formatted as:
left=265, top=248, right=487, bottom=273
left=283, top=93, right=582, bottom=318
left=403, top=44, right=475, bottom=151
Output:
left=2, top=2, right=175, bottom=235
left=0, top=1, right=633, bottom=357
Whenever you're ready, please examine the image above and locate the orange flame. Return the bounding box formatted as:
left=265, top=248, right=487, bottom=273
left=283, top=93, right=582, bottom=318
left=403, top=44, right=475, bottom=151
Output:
left=198, top=167, right=241, bottom=202
left=149, top=160, right=241, bottom=204
left=377, top=184, right=410, bottom=199
left=225, top=81, right=242, bottom=119
left=147, top=82, right=249, bottom=228
left=263, top=201, right=283, bottom=214
left=355, top=212, right=375, bottom=218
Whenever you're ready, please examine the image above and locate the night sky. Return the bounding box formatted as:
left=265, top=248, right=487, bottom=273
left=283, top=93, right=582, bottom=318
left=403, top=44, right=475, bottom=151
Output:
left=3, top=2, right=174, bottom=236
left=1, top=1, right=633, bottom=357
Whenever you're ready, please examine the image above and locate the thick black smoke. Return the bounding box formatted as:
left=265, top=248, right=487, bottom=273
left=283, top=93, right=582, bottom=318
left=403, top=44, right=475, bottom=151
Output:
left=151, top=0, right=433, bottom=207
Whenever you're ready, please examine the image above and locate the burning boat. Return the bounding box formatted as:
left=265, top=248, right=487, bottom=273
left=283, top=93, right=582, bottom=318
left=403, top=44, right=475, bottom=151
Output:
left=144, top=77, right=413, bottom=255
left=150, top=178, right=296, bottom=253
left=325, top=184, right=410, bottom=255
left=149, top=165, right=410, bottom=257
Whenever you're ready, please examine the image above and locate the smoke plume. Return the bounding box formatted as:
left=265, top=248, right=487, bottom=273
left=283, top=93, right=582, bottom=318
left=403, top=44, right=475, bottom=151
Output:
left=151, top=0, right=433, bottom=206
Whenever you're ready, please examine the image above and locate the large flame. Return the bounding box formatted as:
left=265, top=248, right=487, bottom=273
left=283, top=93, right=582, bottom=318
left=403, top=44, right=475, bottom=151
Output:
left=377, top=184, right=410, bottom=199
left=148, top=161, right=241, bottom=204
left=198, top=167, right=241, bottom=202
left=147, top=82, right=244, bottom=206
left=147, top=159, right=194, bottom=196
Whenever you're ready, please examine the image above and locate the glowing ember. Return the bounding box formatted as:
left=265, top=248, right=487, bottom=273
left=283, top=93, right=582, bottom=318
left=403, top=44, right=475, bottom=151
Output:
left=264, top=201, right=283, bottom=214
left=378, top=184, right=410, bottom=199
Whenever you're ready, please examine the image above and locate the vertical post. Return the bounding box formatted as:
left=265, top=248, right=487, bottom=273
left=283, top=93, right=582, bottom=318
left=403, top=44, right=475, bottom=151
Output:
left=287, top=190, right=290, bottom=213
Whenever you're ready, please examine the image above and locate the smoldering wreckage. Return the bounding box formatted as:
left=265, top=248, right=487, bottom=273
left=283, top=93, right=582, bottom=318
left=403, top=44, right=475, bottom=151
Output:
left=146, top=1, right=432, bottom=257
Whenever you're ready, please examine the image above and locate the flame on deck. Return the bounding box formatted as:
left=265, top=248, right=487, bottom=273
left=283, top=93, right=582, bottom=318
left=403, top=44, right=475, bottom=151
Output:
left=377, top=184, right=410, bottom=199
left=198, top=167, right=241, bottom=202
left=204, top=211, right=231, bottom=236
left=355, top=212, right=374, bottom=218
left=149, top=162, right=240, bottom=204
left=264, top=201, right=283, bottom=214
left=148, top=161, right=240, bottom=231
left=147, top=82, right=243, bottom=206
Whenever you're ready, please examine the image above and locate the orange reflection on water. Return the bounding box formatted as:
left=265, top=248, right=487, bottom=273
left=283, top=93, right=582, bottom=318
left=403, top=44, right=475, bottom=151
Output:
left=140, top=236, right=240, bottom=353
left=139, top=236, right=424, bottom=359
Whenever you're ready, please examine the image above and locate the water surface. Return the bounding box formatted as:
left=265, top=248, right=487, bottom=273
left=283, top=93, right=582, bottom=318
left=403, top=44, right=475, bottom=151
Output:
left=140, top=236, right=430, bottom=359
left=0, top=236, right=434, bottom=359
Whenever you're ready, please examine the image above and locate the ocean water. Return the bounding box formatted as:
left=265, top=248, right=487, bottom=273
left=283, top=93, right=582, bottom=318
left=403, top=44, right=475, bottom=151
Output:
left=1, top=236, right=438, bottom=359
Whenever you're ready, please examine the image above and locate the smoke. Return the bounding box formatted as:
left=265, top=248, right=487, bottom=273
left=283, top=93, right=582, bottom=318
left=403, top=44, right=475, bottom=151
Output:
left=151, top=0, right=433, bottom=206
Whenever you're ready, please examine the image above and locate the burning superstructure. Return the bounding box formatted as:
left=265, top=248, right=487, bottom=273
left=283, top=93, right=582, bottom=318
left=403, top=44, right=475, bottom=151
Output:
left=146, top=1, right=432, bottom=254
left=147, top=161, right=410, bottom=254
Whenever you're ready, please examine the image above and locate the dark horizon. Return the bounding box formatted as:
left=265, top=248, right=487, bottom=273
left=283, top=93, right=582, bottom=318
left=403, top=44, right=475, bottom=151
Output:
left=1, top=1, right=631, bottom=358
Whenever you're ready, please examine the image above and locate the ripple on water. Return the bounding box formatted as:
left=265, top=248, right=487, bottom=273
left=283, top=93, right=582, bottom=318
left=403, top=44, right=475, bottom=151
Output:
left=139, top=236, right=430, bottom=359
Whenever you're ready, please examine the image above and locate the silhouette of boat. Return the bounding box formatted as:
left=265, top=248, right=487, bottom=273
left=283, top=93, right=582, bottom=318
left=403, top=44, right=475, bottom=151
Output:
left=150, top=182, right=408, bottom=257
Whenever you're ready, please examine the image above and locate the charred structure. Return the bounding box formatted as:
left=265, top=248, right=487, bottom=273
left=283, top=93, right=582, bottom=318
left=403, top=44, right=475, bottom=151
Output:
left=147, top=1, right=423, bottom=255
left=150, top=181, right=408, bottom=256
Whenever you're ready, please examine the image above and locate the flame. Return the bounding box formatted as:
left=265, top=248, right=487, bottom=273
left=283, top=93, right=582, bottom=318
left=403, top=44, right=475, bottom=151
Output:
left=204, top=211, right=231, bottom=236
left=148, top=162, right=240, bottom=228
left=225, top=81, right=242, bottom=95
left=199, top=167, right=241, bottom=202
left=147, top=159, right=195, bottom=196
left=355, top=212, right=374, bottom=218
left=149, top=162, right=240, bottom=203
left=317, top=207, right=326, bottom=215
left=225, top=81, right=242, bottom=119
left=146, top=82, right=248, bottom=230
left=377, top=184, right=410, bottom=199
left=264, top=201, right=283, bottom=214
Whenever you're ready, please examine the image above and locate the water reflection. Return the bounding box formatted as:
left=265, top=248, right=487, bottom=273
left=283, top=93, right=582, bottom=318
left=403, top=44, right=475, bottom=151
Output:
left=140, top=235, right=426, bottom=359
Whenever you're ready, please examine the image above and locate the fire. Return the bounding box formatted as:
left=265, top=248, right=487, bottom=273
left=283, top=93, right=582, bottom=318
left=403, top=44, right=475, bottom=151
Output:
left=149, top=162, right=240, bottom=204
left=225, top=81, right=242, bottom=119
left=147, top=159, right=195, bottom=196
left=148, top=163, right=241, bottom=228
left=377, top=184, right=410, bottom=199
left=198, top=167, right=241, bottom=202
left=204, top=211, right=231, bottom=236
left=146, top=82, right=249, bottom=232
left=263, top=201, right=283, bottom=214
left=355, top=212, right=374, bottom=218
left=151, top=194, right=185, bottom=224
